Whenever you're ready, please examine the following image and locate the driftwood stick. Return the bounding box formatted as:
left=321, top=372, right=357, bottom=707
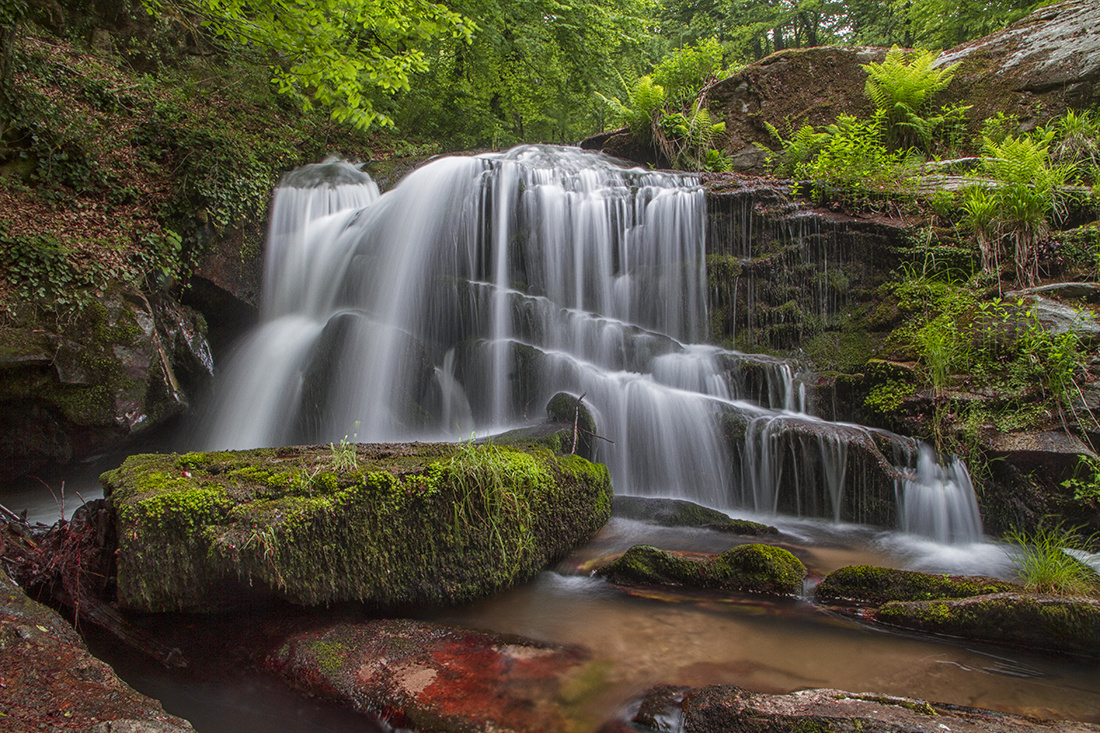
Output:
left=571, top=392, right=587, bottom=455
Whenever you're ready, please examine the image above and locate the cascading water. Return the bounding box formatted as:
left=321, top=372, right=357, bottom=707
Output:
left=196, top=145, right=983, bottom=543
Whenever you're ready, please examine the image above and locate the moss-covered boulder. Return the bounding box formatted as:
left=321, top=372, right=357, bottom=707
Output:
left=875, top=593, right=1100, bottom=657
left=816, top=565, right=1022, bottom=606
left=596, top=543, right=805, bottom=597
left=708, top=544, right=806, bottom=595
left=612, top=495, right=778, bottom=535
left=101, top=442, right=612, bottom=612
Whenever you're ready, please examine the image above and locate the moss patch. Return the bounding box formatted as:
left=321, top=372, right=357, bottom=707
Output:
left=815, top=565, right=1021, bottom=606
left=102, top=442, right=612, bottom=612
left=596, top=543, right=805, bottom=597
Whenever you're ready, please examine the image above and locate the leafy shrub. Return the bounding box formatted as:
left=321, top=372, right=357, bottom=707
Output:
left=794, top=110, right=912, bottom=204
left=651, top=38, right=726, bottom=108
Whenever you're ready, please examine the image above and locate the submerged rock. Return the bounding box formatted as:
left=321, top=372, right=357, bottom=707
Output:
left=815, top=565, right=1021, bottom=606
left=269, top=618, right=605, bottom=733
left=875, top=592, right=1100, bottom=657
left=616, top=684, right=1100, bottom=733
left=596, top=543, right=805, bottom=596
left=612, top=495, right=778, bottom=535
left=0, top=566, right=194, bottom=731
left=101, top=442, right=612, bottom=612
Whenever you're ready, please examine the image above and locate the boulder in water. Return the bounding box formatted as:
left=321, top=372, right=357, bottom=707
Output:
left=876, top=592, right=1100, bottom=657
left=101, top=442, right=612, bottom=612
left=815, top=565, right=1021, bottom=606
left=612, top=495, right=779, bottom=535
left=596, top=543, right=805, bottom=596
left=268, top=618, right=604, bottom=733
left=545, top=391, right=598, bottom=460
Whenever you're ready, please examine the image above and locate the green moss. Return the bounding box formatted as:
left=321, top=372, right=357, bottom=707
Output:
left=597, top=545, right=703, bottom=586
left=309, top=639, right=351, bottom=676
left=708, top=544, right=806, bottom=595
left=598, top=543, right=805, bottom=596
left=815, top=565, right=1020, bottom=605
left=612, top=496, right=778, bottom=535
left=875, top=594, right=1100, bottom=656
left=103, top=442, right=613, bottom=612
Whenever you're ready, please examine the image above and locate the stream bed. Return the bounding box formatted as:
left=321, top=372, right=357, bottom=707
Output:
left=71, top=512, right=1100, bottom=732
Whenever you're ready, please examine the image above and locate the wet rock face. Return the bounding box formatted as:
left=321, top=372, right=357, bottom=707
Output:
left=0, top=566, right=194, bottom=732
left=0, top=291, right=213, bottom=482
left=875, top=593, right=1100, bottom=658
left=623, top=684, right=1100, bottom=733
left=612, top=495, right=779, bottom=535
left=269, top=618, right=603, bottom=733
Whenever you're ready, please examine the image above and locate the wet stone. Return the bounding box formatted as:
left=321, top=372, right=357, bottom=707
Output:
left=268, top=618, right=605, bottom=733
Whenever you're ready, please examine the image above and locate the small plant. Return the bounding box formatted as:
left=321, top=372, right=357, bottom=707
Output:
left=1004, top=521, right=1099, bottom=597
left=1063, top=454, right=1100, bottom=504
left=1051, top=109, right=1100, bottom=182
left=978, top=132, right=1076, bottom=286
left=329, top=421, right=359, bottom=472
left=763, top=120, right=831, bottom=177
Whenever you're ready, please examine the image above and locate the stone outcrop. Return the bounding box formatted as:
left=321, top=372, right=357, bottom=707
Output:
left=101, top=442, right=612, bottom=612
left=0, top=291, right=213, bottom=482
left=0, top=565, right=194, bottom=731
left=607, top=684, right=1100, bottom=733
left=269, top=618, right=604, bottom=733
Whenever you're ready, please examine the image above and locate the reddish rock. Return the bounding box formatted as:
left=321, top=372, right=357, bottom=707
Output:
left=268, top=618, right=605, bottom=732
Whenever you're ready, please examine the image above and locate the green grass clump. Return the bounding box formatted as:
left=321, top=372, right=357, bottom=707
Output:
left=1004, top=522, right=1099, bottom=597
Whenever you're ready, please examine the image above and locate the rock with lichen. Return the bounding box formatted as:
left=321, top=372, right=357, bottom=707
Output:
left=101, top=441, right=612, bottom=613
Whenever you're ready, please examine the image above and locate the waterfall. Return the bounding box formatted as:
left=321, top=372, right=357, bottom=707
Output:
left=195, top=145, right=982, bottom=544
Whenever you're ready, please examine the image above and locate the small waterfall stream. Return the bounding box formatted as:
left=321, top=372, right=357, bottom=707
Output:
left=196, top=145, right=982, bottom=543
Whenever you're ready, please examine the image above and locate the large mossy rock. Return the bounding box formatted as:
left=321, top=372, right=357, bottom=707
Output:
left=596, top=543, right=805, bottom=596
left=875, top=593, right=1100, bottom=657
left=101, top=442, right=612, bottom=612
left=816, top=565, right=1022, bottom=606
left=269, top=618, right=605, bottom=733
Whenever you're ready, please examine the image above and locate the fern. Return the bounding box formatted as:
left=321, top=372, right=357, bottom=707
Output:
left=862, top=48, right=958, bottom=152
left=979, top=132, right=1076, bottom=285
left=763, top=121, right=831, bottom=177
